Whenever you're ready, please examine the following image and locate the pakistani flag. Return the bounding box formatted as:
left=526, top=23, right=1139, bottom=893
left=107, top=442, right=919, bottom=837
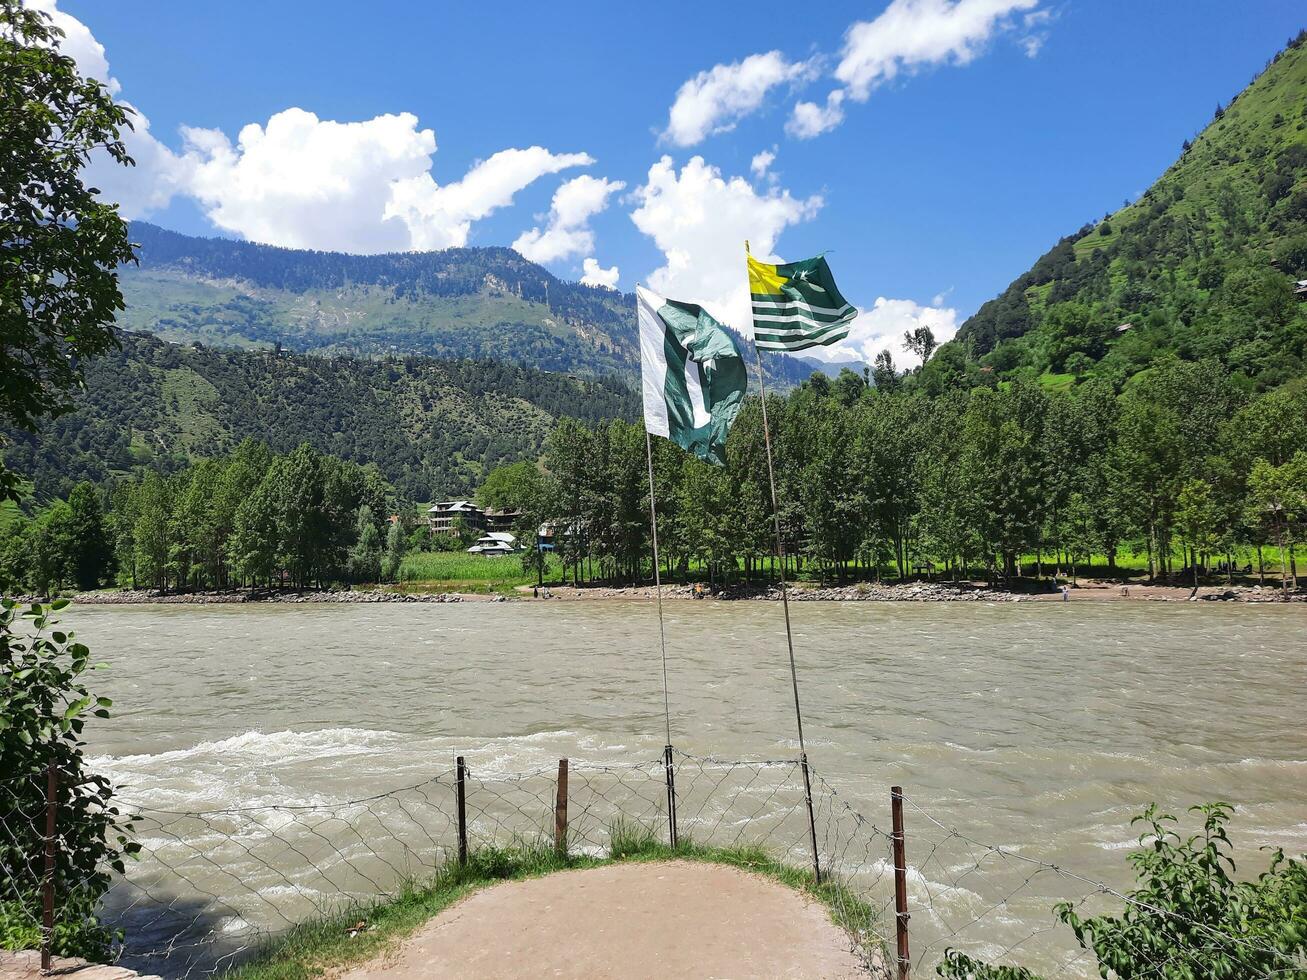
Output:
left=748, top=253, right=858, bottom=352
left=637, top=285, right=747, bottom=467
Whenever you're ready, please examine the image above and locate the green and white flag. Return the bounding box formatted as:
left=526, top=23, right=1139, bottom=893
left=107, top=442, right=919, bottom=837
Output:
left=637, top=285, right=747, bottom=467
left=748, top=253, right=858, bottom=352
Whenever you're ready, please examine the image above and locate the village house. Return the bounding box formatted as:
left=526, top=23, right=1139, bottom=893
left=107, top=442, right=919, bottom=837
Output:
left=483, top=508, right=522, bottom=533
left=426, top=500, right=485, bottom=535
left=426, top=502, right=523, bottom=536
left=467, top=531, right=518, bottom=556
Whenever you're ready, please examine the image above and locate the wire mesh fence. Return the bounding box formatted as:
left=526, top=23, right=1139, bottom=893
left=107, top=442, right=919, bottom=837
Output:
left=5, top=753, right=1302, bottom=979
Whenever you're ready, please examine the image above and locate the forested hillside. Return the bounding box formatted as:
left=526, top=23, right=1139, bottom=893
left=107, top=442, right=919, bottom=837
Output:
left=1, top=333, right=637, bottom=502
left=925, top=32, right=1307, bottom=393
left=118, top=223, right=838, bottom=386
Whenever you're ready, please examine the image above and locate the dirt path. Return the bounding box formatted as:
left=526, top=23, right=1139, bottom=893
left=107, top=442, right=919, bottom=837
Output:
left=0, top=951, right=157, bottom=980
left=335, top=861, right=871, bottom=979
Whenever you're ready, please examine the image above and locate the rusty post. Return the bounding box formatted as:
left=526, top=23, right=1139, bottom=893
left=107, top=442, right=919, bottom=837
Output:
left=554, top=758, right=569, bottom=855
left=455, top=756, right=468, bottom=866
left=891, top=786, right=910, bottom=980
left=663, top=744, right=678, bottom=848
left=801, top=754, right=821, bottom=885
left=41, top=763, right=57, bottom=973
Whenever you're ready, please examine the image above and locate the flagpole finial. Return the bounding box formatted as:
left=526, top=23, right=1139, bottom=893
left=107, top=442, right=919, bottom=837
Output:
left=745, top=240, right=751, bottom=255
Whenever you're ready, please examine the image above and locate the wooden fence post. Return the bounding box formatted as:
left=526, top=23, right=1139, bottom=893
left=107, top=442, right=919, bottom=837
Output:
left=891, top=785, right=910, bottom=980
left=455, top=756, right=468, bottom=866
left=554, top=758, right=569, bottom=855
left=41, top=763, right=58, bottom=973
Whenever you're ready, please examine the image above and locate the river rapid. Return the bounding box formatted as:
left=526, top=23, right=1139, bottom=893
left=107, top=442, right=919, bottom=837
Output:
left=64, top=600, right=1306, bottom=975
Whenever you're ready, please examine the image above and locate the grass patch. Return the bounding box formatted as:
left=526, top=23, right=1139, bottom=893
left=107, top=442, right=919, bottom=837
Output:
left=1037, top=371, right=1076, bottom=393
left=395, top=551, right=562, bottom=595
left=226, top=829, right=880, bottom=980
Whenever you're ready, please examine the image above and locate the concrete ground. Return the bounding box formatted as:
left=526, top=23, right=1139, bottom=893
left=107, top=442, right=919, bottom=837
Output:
left=335, top=860, right=871, bottom=979
left=0, top=951, right=157, bottom=980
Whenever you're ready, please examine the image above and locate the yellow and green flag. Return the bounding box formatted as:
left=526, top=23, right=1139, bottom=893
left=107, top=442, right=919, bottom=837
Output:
left=748, top=253, right=858, bottom=352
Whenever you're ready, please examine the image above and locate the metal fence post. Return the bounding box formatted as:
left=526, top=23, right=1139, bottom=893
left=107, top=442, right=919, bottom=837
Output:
left=891, top=785, right=910, bottom=980
left=554, top=758, right=568, bottom=855
left=801, top=753, right=821, bottom=885
left=41, top=762, right=58, bottom=973
left=663, top=744, right=678, bottom=848
left=455, top=756, right=468, bottom=866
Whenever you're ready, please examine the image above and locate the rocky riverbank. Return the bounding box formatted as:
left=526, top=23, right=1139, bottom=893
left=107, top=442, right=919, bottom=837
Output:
left=15, top=580, right=1304, bottom=607
left=538, top=582, right=1027, bottom=602
left=52, top=588, right=483, bottom=605
left=530, top=580, right=1307, bottom=603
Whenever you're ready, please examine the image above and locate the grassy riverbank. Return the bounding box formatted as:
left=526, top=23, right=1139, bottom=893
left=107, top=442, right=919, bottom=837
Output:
left=396, top=552, right=563, bottom=595
left=391, top=544, right=1298, bottom=598
left=227, top=829, right=877, bottom=980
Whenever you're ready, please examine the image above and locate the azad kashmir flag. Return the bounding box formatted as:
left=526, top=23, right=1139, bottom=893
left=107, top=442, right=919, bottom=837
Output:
left=748, top=253, right=858, bottom=352
left=636, top=285, right=747, bottom=467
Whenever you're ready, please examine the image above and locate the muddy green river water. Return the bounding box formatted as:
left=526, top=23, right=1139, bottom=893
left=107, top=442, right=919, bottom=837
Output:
left=63, top=600, right=1306, bottom=975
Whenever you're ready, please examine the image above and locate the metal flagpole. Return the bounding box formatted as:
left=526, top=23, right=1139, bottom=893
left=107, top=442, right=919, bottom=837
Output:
left=639, top=279, right=679, bottom=846
left=747, top=245, right=821, bottom=883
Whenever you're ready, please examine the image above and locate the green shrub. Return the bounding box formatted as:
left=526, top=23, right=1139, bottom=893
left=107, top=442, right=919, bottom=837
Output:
left=0, top=599, right=137, bottom=960
left=937, top=803, right=1307, bottom=978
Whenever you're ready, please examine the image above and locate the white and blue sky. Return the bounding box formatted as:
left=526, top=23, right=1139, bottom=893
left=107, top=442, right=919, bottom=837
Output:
left=37, top=0, right=1303, bottom=367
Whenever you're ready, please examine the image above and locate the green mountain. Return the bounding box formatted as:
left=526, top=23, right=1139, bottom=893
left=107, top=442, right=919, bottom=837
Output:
left=5, top=224, right=856, bottom=505
left=118, top=222, right=847, bottom=387
left=2, top=332, right=638, bottom=502
left=929, top=31, right=1307, bottom=393
left=119, top=221, right=641, bottom=375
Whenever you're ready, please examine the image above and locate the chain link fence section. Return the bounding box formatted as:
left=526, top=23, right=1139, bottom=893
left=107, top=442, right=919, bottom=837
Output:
left=73, top=752, right=900, bottom=977
left=52, top=753, right=1284, bottom=979
left=1, top=771, right=52, bottom=956
left=9, top=756, right=1296, bottom=979
left=104, top=769, right=462, bottom=976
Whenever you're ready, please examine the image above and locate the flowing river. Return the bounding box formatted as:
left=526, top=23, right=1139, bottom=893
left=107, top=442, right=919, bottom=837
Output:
left=62, top=600, right=1307, bottom=976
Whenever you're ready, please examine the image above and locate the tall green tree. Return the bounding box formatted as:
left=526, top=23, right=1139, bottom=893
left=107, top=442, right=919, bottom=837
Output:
left=0, top=1, right=137, bottom=502
left=67, top=482, right=111, bottom=590
left=348, top=505, right=382, bottom=583
left=132, top=471, right=172, bottom=591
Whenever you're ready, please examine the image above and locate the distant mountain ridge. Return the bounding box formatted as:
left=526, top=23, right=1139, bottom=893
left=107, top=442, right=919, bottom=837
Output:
left=120, top=222, right=856, bottom=387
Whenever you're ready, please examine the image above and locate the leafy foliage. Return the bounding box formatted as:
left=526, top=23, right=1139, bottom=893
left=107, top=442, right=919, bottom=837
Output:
left=0, top=0, right=137, bottom=501
left=514, top=359, right=1307, bottom=589
left=938, top=804, right=1307, bottom=978
left=0, top=599, right=138, bottom=959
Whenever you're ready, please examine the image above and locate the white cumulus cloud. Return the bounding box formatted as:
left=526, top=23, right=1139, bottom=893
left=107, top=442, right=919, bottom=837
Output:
left=813, top=296, right=958, bottom=369
left=181, top=110, right=434, bottom=252
left=512, top=174, right=624, bottom=264
left=785, top=0, right=1046, bottom=139
left=580, top=258, right=620, bottom=290
left=629, top=155, right=821, bottom=330
left=749, top=149, right=776, bottom=178
left=387, top=146, right=594, bottom=252
left=663, top=51, right=814, bottom=147
left=786, top=91, right=846, bottom=139
left=835, top=0, right=1042, bottom=100
left=26, top=1, right=595, bottom=253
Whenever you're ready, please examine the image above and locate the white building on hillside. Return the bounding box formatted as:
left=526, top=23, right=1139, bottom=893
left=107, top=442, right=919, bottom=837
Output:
left=467, top=531, right=518, bottom=556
